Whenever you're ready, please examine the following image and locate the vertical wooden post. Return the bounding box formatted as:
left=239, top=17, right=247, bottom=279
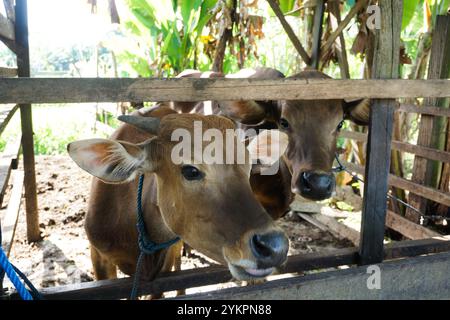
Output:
left=310, top=0, right=325, bottom=69
left=15, top=0, right=40, bottom=242
left=359, top=0, right=402, bottom=265
left=406, top=15, right=450, bottom=222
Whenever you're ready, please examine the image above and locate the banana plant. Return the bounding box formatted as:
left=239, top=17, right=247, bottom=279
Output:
left=120, top=0, right=217, bottom=76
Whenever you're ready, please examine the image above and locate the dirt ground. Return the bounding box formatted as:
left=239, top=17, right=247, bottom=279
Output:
left=2, top=155, right=354, bottom=294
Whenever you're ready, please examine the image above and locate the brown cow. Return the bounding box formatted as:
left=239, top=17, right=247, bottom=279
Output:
left=67, top=107, right=289, bottom=286
left=170, top=68, right=370, bottom=219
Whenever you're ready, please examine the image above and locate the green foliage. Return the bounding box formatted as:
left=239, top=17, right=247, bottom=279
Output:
left=120, top=0, right=217, bottom=76
left=403, top=0, right=421, bottom=30
left=33, top=127, right=79, bottom=155
left=0, top=105, right=108, bottom=156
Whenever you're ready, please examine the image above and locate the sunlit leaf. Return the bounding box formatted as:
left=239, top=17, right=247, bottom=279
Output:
left=402, top=0, right=421, bottom=30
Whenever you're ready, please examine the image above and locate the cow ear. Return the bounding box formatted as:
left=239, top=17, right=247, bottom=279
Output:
left=247, top=130, right=288, bottom=166
left=344, top=99, right=371, bottom=125
left=67, top=138, right=156, bottom=183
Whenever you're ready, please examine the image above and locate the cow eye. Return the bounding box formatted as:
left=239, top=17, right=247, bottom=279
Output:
left=279, top=118, right=290, bottom=130
left=181, top=165, right=204, bottom=181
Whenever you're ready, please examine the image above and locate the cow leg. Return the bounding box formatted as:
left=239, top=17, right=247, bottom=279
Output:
left=90, top=246, right=117, bottom=280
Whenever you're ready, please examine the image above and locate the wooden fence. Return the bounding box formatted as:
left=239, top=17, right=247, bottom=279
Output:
left=1, top=0, right=450, bottom=299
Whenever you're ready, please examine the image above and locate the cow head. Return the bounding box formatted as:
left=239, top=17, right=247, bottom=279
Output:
left=219, top=68, right=370, bottom=201
left=67, top=113, right=289, bottom=280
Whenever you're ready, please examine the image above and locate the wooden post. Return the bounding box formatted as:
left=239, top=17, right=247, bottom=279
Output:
left=15, top=0, right=40, bottom=242
left=406, top=15, right=450, bottom=223
left=358, top=0, right=402, bottom=265
left=310, top=0, right=325, bottom=69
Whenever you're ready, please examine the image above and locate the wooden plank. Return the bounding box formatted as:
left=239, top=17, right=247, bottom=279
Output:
left=0, top=104, right=18, bottom=137
left=359, top=0, right=402, bottom=266
left=3, top=0, right=15, bottom=22
left=15, top=0, right=39, bottom=243
left=178, top=251, right=450, bottom=300
left=1, top=170, right=23, bottom=256
left=0, top=67, right=17, bottom=77
left=339, top=130, right=450, bottom=164
left=398, top=104, right=450, bottom=118
left=296, top=203, right=439, bottom=241
left=297, top=213, right=360, bottom=246
left=266, top=0, right=311, bottom=65
left=407, top=15, right=450, bottom=223
left=343, top=161, right=450, bottom=207
left=386, top=210, right=440, bottom=240
left=0, top=13, right=14, bottom=41
left=0, top=135, right=21, bottom=207
left=0, top=78, right=450, bottom=104
left=8, top=236, right=449, bottom=300
left=310, top=0, right=325, bottom=69
left=427, top=16, right=450, bottom=188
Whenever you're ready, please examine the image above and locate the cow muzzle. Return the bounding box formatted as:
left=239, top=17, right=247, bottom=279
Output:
left=226, top=230, right=289, bottom=280
left=293, top=170, right=336, bottom=201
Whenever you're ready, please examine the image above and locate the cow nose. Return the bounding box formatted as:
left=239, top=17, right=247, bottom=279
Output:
left=250, top=232, right=288, bottom=268
left=296, top=171, right=335, bottom=201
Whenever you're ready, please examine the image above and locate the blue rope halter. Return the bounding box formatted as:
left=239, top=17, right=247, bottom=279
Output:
left=130, top=174, right=180, bottom=299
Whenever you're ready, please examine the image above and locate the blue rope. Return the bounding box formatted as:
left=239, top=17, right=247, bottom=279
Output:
left=0, top=248, right=33, bottom=300
left=130, top=174, right=180, bottom=299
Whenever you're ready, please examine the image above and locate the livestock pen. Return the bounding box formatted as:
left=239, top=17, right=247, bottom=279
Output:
left=1, top=0, right=450, bottom=300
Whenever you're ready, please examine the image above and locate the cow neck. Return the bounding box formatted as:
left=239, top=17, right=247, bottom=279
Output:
left=138, top=174, right=180, bottom=250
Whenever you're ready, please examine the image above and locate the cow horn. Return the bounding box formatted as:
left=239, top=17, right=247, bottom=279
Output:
left=118, top=115, right=161, bottom=135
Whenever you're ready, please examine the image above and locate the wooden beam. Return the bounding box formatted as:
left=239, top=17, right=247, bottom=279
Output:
left=15, top=0, right=40, bottom=243
left=386, top=210, right=440, bottom=240
left=343, top=161, right=450, bottom=207
left=1, top=170, right=24, bottom=257
left=398, top=104, right=450, bottom=118
left=0, top=104, right=18, bottom=137
left=266, top=0, right=311, bottom=65
left=407, top=15, right=450, bottom=223
left=7, top=236, right=444, bottom=300
left=320, top=0, right=368, bottom=61
left=297, top=212, right=360, bottom=246
left=0, top=135, right=21, bottom=207
left=0, top=35, right=16, bottom=53
left=339, top=130, right=450, bottom=164
left=296, top=204, right=439, bottom=241
left=359, top=0, right=403, bottom=265
left=178, top=251, right=450, bottom=300
left=3, top=0, right=15, bottom=22
left=427, top=16, right=450, bottom=187
left=0, top=78, right=450, bottom=104
left=310, top=0, right=325, bottom=69
left=0, top=67, right=17, bottom=78
left=0, top=13, right=14, bottom=41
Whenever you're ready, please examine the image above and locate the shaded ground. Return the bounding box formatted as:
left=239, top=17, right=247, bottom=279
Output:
left=3, top=155, right=353, bottom=294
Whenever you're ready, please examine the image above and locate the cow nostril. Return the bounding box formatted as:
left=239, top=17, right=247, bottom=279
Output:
left=326, top=181, right=333, bottom=192
left=250, top=232, right=288, bottom=267
left=300, top=172, right=312, bottom=192
left=251, top=234, right=273, bottom=258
